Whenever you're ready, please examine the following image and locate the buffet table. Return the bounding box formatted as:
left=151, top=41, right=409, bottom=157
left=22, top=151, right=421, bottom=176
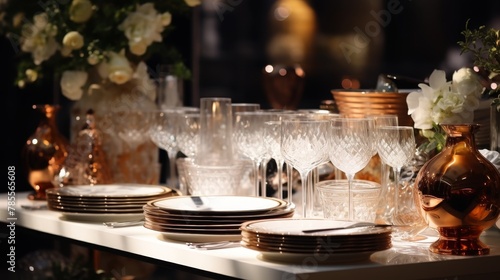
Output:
left=2, top=192, right=500, bottom=280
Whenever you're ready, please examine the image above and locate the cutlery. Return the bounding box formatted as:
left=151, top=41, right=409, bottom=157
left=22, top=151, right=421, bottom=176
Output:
left=103, top=220, right=144, bottom=228
left=186, top=241, right=241, bottom=250
left=301, top=222, right=394, bottom=234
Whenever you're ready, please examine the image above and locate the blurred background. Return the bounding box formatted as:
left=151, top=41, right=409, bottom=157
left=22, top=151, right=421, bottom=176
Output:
left=3, top=0, right=500, bottom=193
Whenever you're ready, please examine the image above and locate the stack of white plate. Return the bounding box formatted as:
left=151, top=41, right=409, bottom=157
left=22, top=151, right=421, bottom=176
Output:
left=240, top=219, right=392, bottom=263
left=143, top=195, right=294, bottom=242
left=46, top=184, right=177, bottom=222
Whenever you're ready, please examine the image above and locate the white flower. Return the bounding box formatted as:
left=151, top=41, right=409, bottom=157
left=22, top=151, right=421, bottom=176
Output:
left=118, top=3, right=170, bottom=56
left=452, top=67, right=484, bottom=99
left=407, top=69, right=483, bottom=131
left=25, top=69, right=38, bottom=82
left=133, top=62, right=156, bottom=101
left=97, top=51, right=133, bottom=85
left=184, top=0, right=201, bottom=7
left=60, top=70, right=88, bottom=100
left=87, top=53, right=100, bottom=65
left=62, top=31, right=84, bottom=50
left=69, top=0, right=93, bottom=23
left=21, top=13, right=59, bottom=65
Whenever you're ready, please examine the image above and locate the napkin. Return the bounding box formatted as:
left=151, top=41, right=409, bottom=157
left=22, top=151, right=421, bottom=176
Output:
left=480, top=149, right=500, bottom=172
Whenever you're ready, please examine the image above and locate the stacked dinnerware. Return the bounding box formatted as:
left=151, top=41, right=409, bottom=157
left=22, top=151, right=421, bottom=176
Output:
left=143, top=195, right=294, bottom=242
left=46, top=184, right=178, bottom=222
left=240, top=219, right=392, bottom=263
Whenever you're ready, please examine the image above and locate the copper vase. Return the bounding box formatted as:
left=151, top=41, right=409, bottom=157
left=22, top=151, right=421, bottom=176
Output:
left=24, top=105, right=69, bottom=200
left=262, top=64, right=305, bottom=110
left=415, top=124, right=500, bottom=255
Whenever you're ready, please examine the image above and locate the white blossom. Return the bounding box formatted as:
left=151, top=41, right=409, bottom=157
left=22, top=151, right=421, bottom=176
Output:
left=407, top=69, right=483, bottom=131
left=133, top=62, right=156, bottom=101
left=118, top=3, right=171, bottom=56
left=60, top=70, right=88, bottom=100
left=21, top=13, right=59, bottom=65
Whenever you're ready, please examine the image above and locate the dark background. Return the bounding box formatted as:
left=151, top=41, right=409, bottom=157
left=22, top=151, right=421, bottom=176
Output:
left=3, top=0, right=500, bottom=193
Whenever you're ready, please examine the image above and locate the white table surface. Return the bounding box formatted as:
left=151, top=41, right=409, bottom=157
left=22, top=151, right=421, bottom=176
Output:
left=2, top=192, right=500, bottom=280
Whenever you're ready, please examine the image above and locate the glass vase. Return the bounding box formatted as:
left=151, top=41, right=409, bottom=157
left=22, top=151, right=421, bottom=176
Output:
left=415, top=124, right=500, bottom=255
left=23, top=105, right=69, bottom=200
left=71, top=82, right=159, bottom=184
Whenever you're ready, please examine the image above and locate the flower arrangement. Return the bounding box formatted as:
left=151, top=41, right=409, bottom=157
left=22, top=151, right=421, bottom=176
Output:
left=406, top=68, right=484, bottom=152
left=1, top=0, right=200, bottom=100
left=458, top=20, right=500, bottom=110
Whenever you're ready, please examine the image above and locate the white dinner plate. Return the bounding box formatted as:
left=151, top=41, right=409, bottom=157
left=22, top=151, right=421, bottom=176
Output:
left=46, top=184, right=172, bottom=198
left=149, top=196, right=286, bottom=214
left=241, top=219, right=392, bottom=237
left=58, top=212, right=144, bottom=223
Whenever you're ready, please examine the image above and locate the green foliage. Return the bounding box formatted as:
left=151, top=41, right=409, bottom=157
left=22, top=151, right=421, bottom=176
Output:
left=0, top=0, right=193, bottom=88
left=458, top=20, right=500, bottom=74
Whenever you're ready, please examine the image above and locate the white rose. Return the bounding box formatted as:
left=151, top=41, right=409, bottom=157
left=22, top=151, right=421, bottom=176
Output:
left=184, top=0, right=201, bottom=7
left=25, top=69, right=38, bottom=82
left=97, top=51, right=133, bottom=85
left=62, top=31, right=84, bottom=50
left=69, top=0, right=93, bottom=23
left=60, top=70, right=88, bottom=100
left=452, top=67, right=484, bottom=98
left=119, top=3, right=166, bottom=56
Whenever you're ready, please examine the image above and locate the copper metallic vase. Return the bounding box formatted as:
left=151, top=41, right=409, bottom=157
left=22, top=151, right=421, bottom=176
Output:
left=24, top=105, right=69, bottom=200
left=415, top=124, right=500, bottom=256
left=262, top=64, right=305, bottom=110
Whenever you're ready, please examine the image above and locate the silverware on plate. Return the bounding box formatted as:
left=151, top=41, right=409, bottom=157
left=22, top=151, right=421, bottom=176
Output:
left=186, top=241, right=241, bottom=250
left=103, top=220, right=144, bottom=228
left=301, top=222, right=394, bottom=234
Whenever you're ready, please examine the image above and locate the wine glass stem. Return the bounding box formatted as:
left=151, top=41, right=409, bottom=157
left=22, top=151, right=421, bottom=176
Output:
left=286, top=162, right=293, bottom=204
left=346, top=173, right=354, bottom=221
left=253, top=161, right=262, bottom=196
left=393, top=167, right=402, bottom=223
left=300, top=171, right=313, bottom=218
left=167, top=149, right=178, bottom=188
left=261, top=159, right=269, bottom=197
left=276, top=160, right=283, bottom=200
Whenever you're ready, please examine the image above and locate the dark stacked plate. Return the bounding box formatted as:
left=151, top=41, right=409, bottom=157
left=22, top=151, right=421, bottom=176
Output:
left=46, top=184, right=178, bottom=222
left=143, top=195, right=294, bottom=242
left=240, top=219, right=392, bottom=263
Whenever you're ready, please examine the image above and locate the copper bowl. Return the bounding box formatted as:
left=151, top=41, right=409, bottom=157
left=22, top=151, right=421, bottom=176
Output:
left=331, top=89, right=414, bottom=126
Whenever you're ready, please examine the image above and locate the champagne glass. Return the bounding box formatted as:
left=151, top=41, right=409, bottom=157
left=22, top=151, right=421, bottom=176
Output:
left=376, top=126, right=425, bottom=240
left=328, top=117, right=373, bottom=221
left=281, top=118, right=330, bottom=217
left=263, top=120, right=285, bottom=199
left=234, top=111, right=278, bottom=196
left=366, top=114, right=399, bottom=224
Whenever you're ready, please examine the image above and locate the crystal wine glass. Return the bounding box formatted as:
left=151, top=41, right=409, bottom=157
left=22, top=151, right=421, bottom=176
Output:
left=233, top=111, right=278, bottom=196
left=376, top=126, right=426, bottom=240
left=281, top=118, right=330, bottom=217
left=328, top=117, right=373, bottom=221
